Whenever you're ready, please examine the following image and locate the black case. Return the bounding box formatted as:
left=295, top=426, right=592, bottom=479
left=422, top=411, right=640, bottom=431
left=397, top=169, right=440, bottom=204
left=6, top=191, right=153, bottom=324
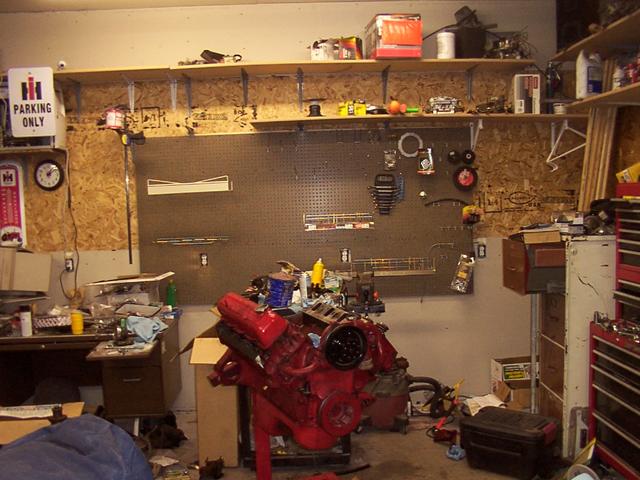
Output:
left=460, top=407, right=558, bottom=480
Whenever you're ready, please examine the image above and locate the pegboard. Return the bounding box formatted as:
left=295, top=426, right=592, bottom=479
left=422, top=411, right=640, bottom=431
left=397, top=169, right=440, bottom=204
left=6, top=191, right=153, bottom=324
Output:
left=133, top=128, right=474, bottom=305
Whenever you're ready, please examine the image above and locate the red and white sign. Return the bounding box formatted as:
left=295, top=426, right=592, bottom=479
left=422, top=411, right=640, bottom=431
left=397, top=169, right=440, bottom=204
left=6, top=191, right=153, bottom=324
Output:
left=0, top=161, right=27, bottom=247
left=8, top=67, right=56, bottom=137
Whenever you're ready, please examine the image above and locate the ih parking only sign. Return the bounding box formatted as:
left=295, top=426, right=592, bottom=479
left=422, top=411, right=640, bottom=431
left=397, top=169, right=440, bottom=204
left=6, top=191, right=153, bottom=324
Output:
left=8, top=67, right=56, bottom=137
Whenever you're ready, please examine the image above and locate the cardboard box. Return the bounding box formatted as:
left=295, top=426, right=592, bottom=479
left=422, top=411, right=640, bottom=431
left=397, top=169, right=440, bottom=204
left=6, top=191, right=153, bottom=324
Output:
left=520, top=228, right=561, bottom=245
left=0, top=247, right=52, bottom=292
left=0, top=402, right=84, bottom=445
left=513, top=74, right=541, bottom=114
left=491, top=356, right=538, bottom=392
left=616, top=162, right=640, bottom=183
left=365, top=14, right=422, bottom=59
left=493, top=381, right=532, bottom=411
left=183, top=316, right=239, bottom=467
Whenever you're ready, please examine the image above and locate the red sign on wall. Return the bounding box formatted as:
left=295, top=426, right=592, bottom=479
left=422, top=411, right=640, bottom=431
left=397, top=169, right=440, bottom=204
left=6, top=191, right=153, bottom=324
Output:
left=0, top=161, right=27, bottom=247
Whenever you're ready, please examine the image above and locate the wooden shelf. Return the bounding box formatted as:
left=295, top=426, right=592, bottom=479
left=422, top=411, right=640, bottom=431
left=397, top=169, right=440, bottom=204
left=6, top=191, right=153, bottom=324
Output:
left=54, top=59, right=534, bottom=84
left=552, top=9, right=640, bottom=62
left=0, top=146, right=67, bottom=157
left=251, top=113, right=588, bottom=130
left=55, top=66, right=171, bottom=84
left=568, top=81, right=640, bottom=109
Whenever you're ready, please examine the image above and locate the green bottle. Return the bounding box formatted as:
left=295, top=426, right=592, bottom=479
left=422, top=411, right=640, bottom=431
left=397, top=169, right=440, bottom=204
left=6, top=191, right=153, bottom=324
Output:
left=166, top=279, right=177, bottom=308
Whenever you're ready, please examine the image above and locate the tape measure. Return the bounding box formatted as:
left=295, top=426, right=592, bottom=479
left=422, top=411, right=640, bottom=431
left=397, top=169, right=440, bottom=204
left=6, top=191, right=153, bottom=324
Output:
left=453, top=166, right=478, bottom=190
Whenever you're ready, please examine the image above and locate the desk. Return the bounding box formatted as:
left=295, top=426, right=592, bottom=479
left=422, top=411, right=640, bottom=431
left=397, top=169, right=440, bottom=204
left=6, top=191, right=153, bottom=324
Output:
left=0, top=318, right=181, bottom=418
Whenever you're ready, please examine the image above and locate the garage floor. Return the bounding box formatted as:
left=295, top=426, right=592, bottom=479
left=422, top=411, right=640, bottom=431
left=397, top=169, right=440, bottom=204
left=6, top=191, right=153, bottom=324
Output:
left=157, top=411, right=516, bottom=480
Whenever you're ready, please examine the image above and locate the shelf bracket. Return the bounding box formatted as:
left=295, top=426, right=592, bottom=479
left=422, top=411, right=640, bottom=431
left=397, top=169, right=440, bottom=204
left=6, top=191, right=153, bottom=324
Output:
left=241, top=68, right=249, bottom=106
left=72, top=81, right=82, bottom=123
left=381, top=66, right=390, bottom=104
left=545, top=120, right=586, bottom=172
left=185, top=76, right=192, bottom=118
left=169, top=77, right=178, bottom=112
left=465, top=66, right=477, bottom=102
left=297, top=68, right=304, bottom=113
left=469, top=119, right=483, bottom=150
left=126, top=80, right=135, bottom=113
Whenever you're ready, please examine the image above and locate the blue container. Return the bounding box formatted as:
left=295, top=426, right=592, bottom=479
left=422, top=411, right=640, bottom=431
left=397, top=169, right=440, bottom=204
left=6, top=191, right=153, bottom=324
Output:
left=266, top=272, right=296, bottom=308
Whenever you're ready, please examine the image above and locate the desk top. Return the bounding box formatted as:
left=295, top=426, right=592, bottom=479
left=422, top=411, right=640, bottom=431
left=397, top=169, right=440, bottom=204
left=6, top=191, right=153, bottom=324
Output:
left=0, top=330, right=113, bottom=351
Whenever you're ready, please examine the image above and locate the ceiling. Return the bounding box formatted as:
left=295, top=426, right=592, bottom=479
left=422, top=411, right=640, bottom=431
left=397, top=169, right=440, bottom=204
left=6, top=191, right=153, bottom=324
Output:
left=0, top=0, right=412, bottom=13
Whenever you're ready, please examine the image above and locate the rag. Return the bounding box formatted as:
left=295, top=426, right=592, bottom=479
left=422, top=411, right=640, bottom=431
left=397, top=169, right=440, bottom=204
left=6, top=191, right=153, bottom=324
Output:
left=126, top=316, right=168, bottom=343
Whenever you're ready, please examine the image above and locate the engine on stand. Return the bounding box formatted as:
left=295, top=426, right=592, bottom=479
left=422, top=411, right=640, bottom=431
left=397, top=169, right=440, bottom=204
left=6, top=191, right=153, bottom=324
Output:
left=209, top=292, right=400, bottom=480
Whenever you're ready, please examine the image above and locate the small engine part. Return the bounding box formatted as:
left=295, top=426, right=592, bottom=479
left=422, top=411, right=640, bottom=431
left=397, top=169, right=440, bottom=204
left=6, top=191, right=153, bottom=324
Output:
left=462, top=149, right=476, bottom=164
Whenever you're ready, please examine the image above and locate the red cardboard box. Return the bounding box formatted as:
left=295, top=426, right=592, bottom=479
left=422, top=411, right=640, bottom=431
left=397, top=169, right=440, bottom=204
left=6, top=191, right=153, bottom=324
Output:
left=365, top=14, right=423, bottom=59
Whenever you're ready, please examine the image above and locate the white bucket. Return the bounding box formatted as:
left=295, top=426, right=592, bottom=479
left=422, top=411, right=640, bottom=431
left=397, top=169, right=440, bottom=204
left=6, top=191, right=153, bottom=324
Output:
left=437, top=32, right=455, bottom=59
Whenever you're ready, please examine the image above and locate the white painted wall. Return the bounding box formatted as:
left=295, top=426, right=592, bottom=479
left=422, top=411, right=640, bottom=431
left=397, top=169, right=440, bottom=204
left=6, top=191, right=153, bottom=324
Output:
left=0, top=1, right=556, bottom=70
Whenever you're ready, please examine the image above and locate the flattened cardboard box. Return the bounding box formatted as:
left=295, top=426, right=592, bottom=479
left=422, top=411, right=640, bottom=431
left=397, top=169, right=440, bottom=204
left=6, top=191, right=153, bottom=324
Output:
left=182, top=308, right=239, bottom=467
left=0, top=402, right=84, bottom=445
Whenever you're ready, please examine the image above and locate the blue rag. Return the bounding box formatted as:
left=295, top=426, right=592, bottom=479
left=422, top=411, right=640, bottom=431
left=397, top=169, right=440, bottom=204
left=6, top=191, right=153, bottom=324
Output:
left=126, top=316, right=168, bottom=343
left=446, top=444, right=466, bottom=461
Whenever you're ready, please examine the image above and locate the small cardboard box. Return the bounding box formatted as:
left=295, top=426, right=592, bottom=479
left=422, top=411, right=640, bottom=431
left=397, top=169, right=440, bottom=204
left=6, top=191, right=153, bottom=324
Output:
left=491, top=356, right=538, bottom=391
left=0, top=402, right=84, bottom=445
left=616, top=162, right=640, bottom=183
left=0, top=247, right=52, bottom=292
left=365, top=14, right=422, bottom=59
left=182, top=313, right=239, bottom=467
left=493, top=381, right=532, bottom=410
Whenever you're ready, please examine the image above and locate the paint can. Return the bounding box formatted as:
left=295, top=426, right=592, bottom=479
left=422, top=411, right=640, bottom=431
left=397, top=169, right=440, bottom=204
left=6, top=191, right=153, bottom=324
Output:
left=267, top=272, right=297, bottom=308
left=436, top=31, right=456, bottom=59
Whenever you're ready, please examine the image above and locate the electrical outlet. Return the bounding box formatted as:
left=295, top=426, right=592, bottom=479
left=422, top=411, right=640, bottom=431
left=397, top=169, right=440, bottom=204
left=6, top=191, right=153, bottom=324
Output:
left=64, top=258, right=74, bottom=272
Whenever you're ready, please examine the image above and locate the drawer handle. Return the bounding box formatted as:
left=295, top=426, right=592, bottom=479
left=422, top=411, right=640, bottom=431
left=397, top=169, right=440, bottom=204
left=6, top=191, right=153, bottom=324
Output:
left=122, top=377, right=142, bottom=383
left=507, top=267, right=517, bottom=271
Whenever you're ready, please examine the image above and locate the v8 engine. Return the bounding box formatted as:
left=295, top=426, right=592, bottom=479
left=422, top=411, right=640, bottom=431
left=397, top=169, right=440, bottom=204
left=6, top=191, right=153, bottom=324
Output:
left=209, top=292, right=398, bottom=451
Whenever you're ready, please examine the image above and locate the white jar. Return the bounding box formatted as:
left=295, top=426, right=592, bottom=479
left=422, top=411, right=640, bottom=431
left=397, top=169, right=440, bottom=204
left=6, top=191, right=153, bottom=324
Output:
left=19, top=305, right=32, bottom=337
left=436, top=31, right=455, bottom=59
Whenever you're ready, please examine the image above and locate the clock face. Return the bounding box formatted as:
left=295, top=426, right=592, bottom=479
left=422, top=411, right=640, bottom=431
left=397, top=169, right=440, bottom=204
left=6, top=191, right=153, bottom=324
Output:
left=34, top=160, right=64, bottom=191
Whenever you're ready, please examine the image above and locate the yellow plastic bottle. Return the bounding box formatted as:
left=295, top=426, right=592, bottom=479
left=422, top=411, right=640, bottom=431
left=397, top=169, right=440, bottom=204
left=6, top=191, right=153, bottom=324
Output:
left=311, top=258, right=324, bottom=287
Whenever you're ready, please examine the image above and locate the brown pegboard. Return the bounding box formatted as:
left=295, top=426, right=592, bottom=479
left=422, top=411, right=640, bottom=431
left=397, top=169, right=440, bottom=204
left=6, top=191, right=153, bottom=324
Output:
left=133, top=128, right=474, bottom=304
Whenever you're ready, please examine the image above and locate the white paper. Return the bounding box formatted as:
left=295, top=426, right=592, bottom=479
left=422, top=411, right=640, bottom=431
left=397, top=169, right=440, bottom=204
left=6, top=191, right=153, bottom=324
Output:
left=0, top=404, right=60, bottom=419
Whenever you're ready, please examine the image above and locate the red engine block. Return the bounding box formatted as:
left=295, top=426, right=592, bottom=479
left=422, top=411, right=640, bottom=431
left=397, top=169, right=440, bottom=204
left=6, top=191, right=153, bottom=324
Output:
left=209, top=292, right=398, bottom=451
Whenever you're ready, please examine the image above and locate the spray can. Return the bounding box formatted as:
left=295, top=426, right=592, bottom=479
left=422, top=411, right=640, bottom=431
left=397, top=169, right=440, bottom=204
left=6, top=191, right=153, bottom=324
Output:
left=311, top=258, right=324, bottom=288
left=417, top=147, right=435, bottom=175
left=19, top=305, right=32, bottom=337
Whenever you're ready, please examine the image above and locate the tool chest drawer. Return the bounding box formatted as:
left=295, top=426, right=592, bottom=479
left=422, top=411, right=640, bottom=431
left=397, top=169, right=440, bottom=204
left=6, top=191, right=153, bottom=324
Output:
left=589, top=323, right=640, bottom=478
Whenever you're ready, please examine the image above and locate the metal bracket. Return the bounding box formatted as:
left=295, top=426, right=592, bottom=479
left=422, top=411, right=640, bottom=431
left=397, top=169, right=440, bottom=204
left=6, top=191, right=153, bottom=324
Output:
left=241, top=68, right=249, bottom=106
left=469, top=119, right=483, bottom=150
left=465, top=66, right=477, bottom=102
left=381, top=66, right=390, bottom=104
left=126, top=80, right=135, bottom=113
left=169, top=78, right=178, bottom=112
left=546, top=120, right=586, bottom=172
left=184, top=76, right=192, bottom=117
left=296, top=68, right=304, bottom=113
left=72, top=81, right=82, bottom=122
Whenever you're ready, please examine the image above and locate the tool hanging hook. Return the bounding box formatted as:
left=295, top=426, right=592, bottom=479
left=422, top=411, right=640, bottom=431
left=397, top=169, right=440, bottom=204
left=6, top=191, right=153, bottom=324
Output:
left=469, top=119, right=483, bottom=151
left=545, top=120, right=586, bottom=172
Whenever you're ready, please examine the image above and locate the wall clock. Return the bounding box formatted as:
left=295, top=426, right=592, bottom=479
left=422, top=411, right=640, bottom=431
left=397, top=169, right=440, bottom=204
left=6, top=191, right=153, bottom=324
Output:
left=34, top=159, right=64, bottom=191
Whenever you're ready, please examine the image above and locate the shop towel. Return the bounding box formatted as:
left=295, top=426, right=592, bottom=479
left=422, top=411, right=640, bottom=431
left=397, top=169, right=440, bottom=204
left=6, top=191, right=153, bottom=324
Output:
left=126, top=316, right=168, bottom=343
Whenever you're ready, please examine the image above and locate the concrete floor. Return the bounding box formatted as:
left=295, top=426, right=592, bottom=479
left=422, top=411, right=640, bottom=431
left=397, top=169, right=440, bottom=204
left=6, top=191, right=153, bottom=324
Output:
left=154, top=411, right=517, bottom=480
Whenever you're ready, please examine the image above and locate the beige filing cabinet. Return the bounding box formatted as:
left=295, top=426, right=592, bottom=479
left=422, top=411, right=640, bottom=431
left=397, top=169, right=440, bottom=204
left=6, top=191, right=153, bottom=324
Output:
left=539, top=236, right=615, bottom=459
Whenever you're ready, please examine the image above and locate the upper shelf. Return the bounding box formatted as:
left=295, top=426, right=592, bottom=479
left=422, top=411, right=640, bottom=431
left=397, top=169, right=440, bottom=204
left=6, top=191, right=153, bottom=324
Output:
left=552, top=9, right=640, bottom=62
left=54, top=59, right=535, bottom=84
left=0, top=146, right=67, bottom=157
left=251, top=113, right=588, bottom=130
left=568, top=81, right=640, bottom=109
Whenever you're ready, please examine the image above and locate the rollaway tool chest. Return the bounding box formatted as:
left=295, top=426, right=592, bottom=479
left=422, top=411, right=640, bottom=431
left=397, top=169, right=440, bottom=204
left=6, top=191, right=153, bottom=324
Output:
left=460, top=407, right=559, bottom=480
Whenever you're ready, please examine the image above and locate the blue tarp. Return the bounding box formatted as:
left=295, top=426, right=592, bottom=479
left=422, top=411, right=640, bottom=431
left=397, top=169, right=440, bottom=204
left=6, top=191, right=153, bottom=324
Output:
left=0, top=415, right=152, bottom=480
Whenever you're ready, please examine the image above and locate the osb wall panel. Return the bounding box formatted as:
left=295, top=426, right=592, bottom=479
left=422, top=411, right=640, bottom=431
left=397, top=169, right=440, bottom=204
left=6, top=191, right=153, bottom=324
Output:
left=615, top=106, right=640, bottom=171
left=24, top=71, right=584, bottom=252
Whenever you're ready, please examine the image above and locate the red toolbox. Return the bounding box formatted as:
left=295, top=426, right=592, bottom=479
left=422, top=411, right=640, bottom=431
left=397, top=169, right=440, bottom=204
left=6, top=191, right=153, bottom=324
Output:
left=460, top=407, right=559, bottom=480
